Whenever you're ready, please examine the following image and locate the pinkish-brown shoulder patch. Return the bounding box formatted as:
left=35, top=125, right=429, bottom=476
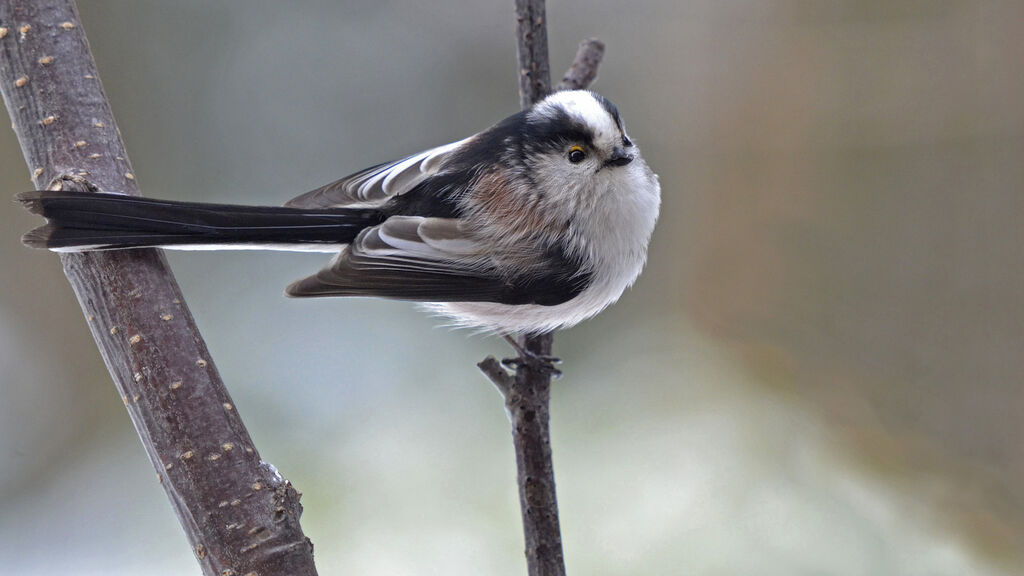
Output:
left=470, top=167, right=548, bottom=237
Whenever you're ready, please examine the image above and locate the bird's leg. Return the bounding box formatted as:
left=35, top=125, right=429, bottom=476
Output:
left=501, top=334, right=562, bottom=377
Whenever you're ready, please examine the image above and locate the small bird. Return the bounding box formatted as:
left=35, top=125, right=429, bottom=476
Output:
left=18, top=90, right=660, bottom=335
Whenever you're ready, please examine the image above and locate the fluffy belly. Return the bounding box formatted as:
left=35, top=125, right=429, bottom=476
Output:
left=423, top=272, right=631, bottom=334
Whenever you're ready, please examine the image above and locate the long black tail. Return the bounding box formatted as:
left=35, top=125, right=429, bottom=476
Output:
left=17, top=191, right=384, bottom=252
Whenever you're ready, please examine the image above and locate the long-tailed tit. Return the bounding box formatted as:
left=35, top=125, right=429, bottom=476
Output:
left=18, top=90, right=660, bottom=334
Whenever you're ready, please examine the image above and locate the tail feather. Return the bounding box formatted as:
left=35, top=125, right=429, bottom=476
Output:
left=17, top=191, right=383, bottom=251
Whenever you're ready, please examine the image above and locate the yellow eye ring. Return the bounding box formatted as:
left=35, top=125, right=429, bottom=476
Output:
left=568, top=145, right=586, bottom=164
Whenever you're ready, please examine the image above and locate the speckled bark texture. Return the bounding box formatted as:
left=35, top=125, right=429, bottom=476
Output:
left=556, top=38, right=605, bottom=92
left=514, top=0, right=551, bottom=110
left=489, top=4, right=605, bottom=575
left=0, top=2, right=317, bottom=575
left=507, top=331, right=565, bottom=576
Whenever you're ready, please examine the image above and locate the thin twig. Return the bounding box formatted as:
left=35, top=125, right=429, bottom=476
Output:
left=478, top=356, right=514, bottom=397
left=482, top=3, right=605, bottom=574
left=514, top=0, right=551, bottom=109
left=507, top=330, right=564, bottom=576
left=556, top=38, right=605, bottom=91
left=512, top=5, right=561, bottom=573
left=0, top=3, right=316, bottom=575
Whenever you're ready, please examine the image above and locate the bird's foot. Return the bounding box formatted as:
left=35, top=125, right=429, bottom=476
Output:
left=501, top=335, right=562, bottom=377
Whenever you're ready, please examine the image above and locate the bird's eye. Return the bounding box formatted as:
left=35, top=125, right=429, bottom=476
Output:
left=568, top=146, right=586, bottom=164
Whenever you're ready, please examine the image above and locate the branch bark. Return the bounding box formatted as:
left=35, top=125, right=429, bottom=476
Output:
left=511, top=5, right=560, bottom=572
left=556, top=38, right=605, bottom=92
left=0, top=2, right=316, bottom=575
left=513, top=0, right=550, bottom=109
left=477, top=5, right=605, bottom=575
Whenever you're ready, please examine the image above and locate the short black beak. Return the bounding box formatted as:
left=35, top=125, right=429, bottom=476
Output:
left=606, top=147, right=633, bottom=167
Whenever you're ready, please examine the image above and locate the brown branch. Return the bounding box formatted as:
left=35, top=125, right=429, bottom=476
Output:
left=556, top=38, right=605, bottom=92
left=0, top=2, right=316, bottom=575
left=513, top=0, right=551, bottom=109
left=478, top=356, right=513, bottom=397
left=482, top=4, right=605, bottom=575
left=511, top=5, right=561, bottom=573
left=506, top=330, right=564, bottom=576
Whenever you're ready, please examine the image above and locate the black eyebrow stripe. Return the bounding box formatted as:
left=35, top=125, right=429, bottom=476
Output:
left=524, top=106, right=596, bottom=149
left=593, top=93, right=623, bottom=130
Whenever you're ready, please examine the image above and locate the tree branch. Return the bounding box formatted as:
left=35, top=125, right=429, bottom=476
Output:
left=478, top=356, right=513, bottom=397
left=513, top=0, right=551, bottom=109
left=0, top=2, right=316, bottom=575
left=556, top=38, right=605, bottom=92
left=506, top=331, right=564, bottom=576
left=480, top=4, right=605, bottom=575
left=512, top=5, right=560, bottom=573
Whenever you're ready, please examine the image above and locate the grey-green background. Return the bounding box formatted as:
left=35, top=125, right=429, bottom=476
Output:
left=1, top=2, right=1022, bottom=574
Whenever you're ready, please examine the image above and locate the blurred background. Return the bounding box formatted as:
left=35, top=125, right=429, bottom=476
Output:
left=1, top=1, right=1022, bottom=574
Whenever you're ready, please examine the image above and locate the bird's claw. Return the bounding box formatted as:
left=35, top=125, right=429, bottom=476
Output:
left=501, top=354, right=563, bottom=377
left=500, top=334, right=562, bottom=377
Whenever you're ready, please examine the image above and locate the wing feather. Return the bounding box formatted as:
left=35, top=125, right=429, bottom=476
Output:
left=284, top=138, right=470, bottom=209
left=285, top=214, right=591, bottom=306
left=285, top=217, right=507, bottom=301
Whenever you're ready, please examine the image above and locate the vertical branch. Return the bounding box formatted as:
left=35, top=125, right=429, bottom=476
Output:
left=479, top=7, right=606, bottom=575
left=507, top=331, right=564, bottom=576
left=0, top=2, right=317, bottom=575
left=514, top=0, right=550, bottom=109
left=512, top=3, right=561, bottom=573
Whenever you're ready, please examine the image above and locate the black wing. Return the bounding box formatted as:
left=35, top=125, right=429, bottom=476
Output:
left=283, top=138, right=472, bottom=209
left=285, top=216, right=589, bottom=306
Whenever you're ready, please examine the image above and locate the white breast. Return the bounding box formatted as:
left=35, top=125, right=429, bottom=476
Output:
left=428, top=158, right=660, bottom=334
